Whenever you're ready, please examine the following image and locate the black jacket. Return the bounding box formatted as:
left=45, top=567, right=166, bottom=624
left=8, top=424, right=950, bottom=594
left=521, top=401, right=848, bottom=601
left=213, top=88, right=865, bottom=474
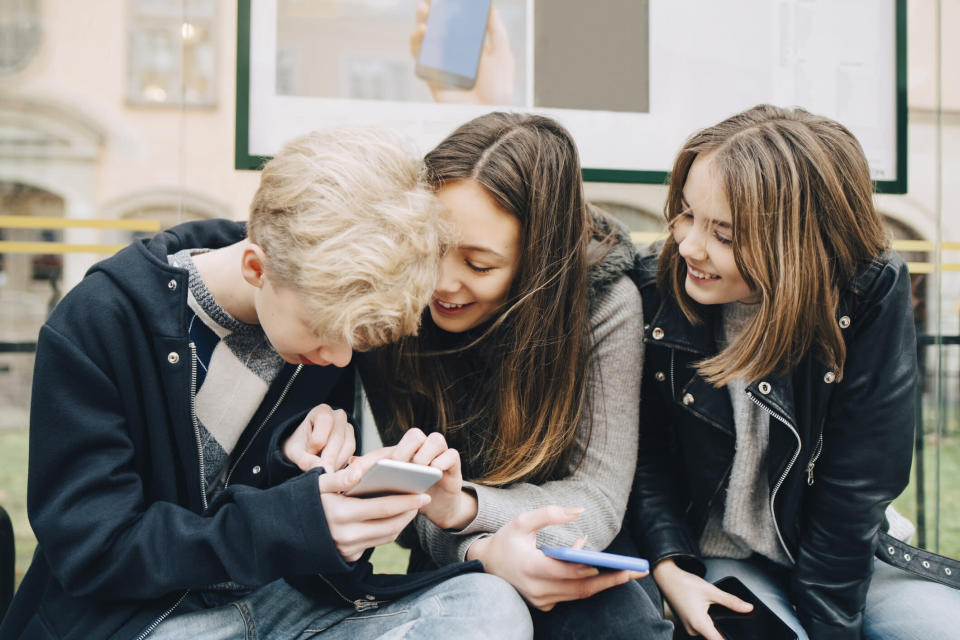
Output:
left=627, top=248, right=917, bottom=639
left=0, top=220, right=477, bottom=640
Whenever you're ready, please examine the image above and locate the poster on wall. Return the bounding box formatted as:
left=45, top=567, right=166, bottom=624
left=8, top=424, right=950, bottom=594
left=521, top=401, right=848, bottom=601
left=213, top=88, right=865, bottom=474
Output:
left=237, top=0, right=905, bottom=192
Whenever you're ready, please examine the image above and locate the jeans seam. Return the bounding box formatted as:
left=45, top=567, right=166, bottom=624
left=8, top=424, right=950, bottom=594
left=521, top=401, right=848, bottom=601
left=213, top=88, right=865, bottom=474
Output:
left=233, top=600, right=257, bottom=640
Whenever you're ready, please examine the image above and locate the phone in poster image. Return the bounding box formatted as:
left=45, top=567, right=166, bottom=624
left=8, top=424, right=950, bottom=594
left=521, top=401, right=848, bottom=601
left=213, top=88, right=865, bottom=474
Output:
left=344, top=459, right=442, bottom=498
left=708, top=576, right=798, bottom=640
left=415, top=0, right=492, bottom=90
left=540, top=546, right=650, bottom=573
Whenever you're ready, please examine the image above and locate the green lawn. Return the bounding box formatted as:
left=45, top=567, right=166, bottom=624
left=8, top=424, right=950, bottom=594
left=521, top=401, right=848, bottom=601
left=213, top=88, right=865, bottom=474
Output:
left=1, top=428, right=956, bottom=593
left=0, top=428, right=34, bottom=589
left=891, top=436, right=960, bottom=558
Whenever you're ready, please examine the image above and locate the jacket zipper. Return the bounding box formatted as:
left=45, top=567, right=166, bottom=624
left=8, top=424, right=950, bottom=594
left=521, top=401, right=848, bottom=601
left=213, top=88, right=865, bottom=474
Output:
left=134, top=589, right=189, bottom=640
left=806, top=433, right=824, bottom=485
left=189, top=343, right=208, bottom=511
left=223, top=365, right=303, bottom=489
left=318, top=574, right=383, bottom=612
left=746, top=391, right=800, bottom=565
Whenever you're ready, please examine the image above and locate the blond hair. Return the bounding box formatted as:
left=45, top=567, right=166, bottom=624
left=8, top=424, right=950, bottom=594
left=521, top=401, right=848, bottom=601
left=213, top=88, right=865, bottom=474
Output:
left=660, top=104, right=889, bottom=385
left=248, top=127, right=444, bottom=350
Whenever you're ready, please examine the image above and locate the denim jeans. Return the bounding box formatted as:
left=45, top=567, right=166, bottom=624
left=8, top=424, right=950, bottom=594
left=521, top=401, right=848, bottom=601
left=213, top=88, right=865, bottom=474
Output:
left=147, top=573, right=532, bottom=640
left=702, top=556, right=960, bottom=640
left=530, top=577, right=674, bottom=640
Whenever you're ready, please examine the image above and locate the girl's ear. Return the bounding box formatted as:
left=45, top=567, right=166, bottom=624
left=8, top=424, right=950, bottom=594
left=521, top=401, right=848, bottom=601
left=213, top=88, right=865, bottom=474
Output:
left=240, top=243, right=269, bottom=288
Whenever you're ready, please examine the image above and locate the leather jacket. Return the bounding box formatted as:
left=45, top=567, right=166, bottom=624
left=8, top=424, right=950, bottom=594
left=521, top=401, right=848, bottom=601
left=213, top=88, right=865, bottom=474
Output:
left=626, top=248, right=917, bottom=639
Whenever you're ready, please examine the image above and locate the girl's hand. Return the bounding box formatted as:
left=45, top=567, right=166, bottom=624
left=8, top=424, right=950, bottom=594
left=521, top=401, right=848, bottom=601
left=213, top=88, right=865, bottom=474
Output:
left=389, top=428, right=477, bottom=530
left=466, top=506, right=648, bottom=611
left=282, top=404, right=356, bottom=473
left=317, top=450, right=430, bottom=562
left=653, top=557, right=753, bottom=640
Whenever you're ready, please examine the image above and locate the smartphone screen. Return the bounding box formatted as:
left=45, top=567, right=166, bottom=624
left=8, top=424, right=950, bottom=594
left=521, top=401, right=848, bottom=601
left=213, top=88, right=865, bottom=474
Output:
left=416, top=0, right=492, bottom=89
left=708, top=577, right=798, bottom=640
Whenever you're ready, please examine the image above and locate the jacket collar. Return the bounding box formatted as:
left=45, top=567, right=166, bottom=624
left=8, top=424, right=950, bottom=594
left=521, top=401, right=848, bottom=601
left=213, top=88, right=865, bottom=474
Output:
left=645, top=283, right=798, bottom=428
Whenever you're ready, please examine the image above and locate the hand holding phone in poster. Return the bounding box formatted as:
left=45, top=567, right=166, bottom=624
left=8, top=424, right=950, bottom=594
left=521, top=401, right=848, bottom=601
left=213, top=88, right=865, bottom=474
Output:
left=411, top=0, right=514, bottom=105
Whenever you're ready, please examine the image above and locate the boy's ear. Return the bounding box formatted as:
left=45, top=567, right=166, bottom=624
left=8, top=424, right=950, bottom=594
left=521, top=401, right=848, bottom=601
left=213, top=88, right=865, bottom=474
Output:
left=240, top=243, right=269, bottom=288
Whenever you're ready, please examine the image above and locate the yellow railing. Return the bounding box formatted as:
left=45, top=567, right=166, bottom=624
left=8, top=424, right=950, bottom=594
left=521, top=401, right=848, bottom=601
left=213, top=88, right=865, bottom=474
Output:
left=0, top=218, right=957, bottom=273
left=0, top=216, right=162, bottom=255
left=629, top=232, right=960, bottom=274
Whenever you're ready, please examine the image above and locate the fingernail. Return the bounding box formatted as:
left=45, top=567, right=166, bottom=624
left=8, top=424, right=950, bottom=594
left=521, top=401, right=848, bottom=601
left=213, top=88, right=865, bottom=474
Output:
left=578, top=568, right=600, bottom=577
left=419, top=494, right=431, bottom=506
left=563, top=507, right=585, bottom=517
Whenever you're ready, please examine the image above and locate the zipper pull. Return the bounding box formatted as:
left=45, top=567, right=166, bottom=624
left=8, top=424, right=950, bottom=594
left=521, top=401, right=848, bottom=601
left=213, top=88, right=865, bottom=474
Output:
left=806, top=461, right=816, bottom=485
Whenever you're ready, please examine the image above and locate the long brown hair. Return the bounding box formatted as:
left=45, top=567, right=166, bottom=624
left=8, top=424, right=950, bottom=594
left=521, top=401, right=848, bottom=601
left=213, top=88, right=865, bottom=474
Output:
left=660, top=104, right=889, bottom=385
left=375, top=112, right=595, bottom=486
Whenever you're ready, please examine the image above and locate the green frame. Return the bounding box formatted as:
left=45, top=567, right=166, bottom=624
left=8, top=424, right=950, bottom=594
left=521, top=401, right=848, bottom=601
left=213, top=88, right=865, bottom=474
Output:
left=235, top=0, right=907, bottom=194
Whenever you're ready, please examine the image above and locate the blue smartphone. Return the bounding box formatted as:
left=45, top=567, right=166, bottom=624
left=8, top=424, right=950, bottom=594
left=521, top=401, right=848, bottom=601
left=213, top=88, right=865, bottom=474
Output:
left=415, top=0, right=492, bottom=89
left=540, top=546, right=650, bottom=573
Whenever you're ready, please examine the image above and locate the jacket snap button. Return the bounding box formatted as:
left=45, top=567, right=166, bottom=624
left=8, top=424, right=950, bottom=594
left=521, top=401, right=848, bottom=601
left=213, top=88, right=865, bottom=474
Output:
left=652, top=327, right=664, bottom=340
left=758, top=381, right=771, bottom=394
left=838, top=315, right=851, bottom=329
left=168, top=279, right=178, bottom=291
left=655, top=371, right=666, bottom=382
left=167, top=352, right=180, bottom=364
left=252, top=465, right=261, bottom=475
left=823, top=371, right=836, bottom=384
left=682, top=393, right=694, bottom=406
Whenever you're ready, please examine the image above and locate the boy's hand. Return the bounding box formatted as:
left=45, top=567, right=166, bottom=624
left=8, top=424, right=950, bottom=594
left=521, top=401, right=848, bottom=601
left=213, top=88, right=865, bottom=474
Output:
left=389, top=428, right=476, bottom=530
left=317, top=450, right=430, bottom=562
left=466, top=506, right=648, bottom=611
left=283, top=404, right=356, bottom=473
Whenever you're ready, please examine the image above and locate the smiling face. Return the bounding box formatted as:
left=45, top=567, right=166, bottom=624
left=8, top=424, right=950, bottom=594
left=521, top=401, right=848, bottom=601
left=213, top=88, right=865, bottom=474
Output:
left=430, top=179, right=521, bottom=333
left=673, top=152, right=755, bottom=306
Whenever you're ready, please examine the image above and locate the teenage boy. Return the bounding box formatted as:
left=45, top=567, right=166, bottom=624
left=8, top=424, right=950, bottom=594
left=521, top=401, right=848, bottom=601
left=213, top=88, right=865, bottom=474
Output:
left=0, top=129, right=530, bottom=640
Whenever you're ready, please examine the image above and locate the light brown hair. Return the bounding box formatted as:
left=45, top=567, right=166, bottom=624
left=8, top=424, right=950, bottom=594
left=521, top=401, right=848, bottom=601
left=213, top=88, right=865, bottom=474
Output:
left=660, top=104, right=889, bottom=385
left=375, top=112, right=598, bottom=486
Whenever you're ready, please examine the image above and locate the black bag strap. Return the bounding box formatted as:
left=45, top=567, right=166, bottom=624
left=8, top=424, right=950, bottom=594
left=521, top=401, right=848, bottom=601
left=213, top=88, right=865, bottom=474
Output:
left=876, top=531, right=960, bottom=589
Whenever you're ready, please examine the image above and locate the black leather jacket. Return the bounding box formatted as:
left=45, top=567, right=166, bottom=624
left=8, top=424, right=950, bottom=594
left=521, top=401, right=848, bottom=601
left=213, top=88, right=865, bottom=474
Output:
left=627, top=248, right=917, bottom=639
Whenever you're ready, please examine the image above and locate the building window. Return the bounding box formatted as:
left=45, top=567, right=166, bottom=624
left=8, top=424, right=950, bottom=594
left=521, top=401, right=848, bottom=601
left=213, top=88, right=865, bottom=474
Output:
left=126, top=0, right=216, bottom=107
left=0, top=0, right=41, bottom=75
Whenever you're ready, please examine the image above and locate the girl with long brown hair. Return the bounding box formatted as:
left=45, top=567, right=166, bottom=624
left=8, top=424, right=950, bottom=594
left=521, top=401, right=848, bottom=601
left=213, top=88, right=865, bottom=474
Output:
left=629, top=104, right=960, bottom=639
left=358, top=112, right=672, bottom=638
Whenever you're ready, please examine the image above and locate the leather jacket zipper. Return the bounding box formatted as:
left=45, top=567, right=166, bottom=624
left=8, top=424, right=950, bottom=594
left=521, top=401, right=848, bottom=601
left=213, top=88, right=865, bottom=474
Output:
left=746, top=390, right=800, bottom=565
left=318, top=574, right=383, bottom=612
left=223, top=365, right=304, bottom=489
left=806, top=433, right=824, bottom=485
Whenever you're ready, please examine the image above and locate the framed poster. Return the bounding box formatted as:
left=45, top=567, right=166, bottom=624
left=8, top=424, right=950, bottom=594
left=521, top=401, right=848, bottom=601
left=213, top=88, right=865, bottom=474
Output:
left=236, top=0, right=906, bottom=193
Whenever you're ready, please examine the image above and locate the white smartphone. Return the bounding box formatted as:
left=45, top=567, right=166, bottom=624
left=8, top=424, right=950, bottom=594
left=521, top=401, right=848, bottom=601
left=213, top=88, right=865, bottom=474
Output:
left=415, top=0, right=492, bottom=90
left=344, top=459, right=442, bottom=497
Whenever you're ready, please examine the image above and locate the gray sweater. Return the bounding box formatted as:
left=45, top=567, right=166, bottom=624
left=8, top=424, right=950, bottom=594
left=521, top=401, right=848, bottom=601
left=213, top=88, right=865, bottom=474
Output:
left=414, top=275, right=643, bottom=565
left=699, top=301, right=791, bottom=566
